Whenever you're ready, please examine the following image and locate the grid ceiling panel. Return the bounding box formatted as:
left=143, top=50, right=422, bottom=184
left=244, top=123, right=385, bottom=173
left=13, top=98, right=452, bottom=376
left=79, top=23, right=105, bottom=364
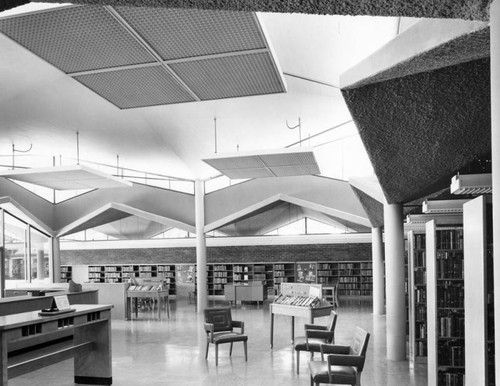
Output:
left=221, top=168, right=274, bottom=179
left=270, top=164, right=321, bottom=177
left=74, top=65, right=196, bottom=109
left=115, top=7, right=266, bottom=60
left=170, top=52, right=284, bottom=100
left=206, top=155, right=266, bottom=170
left=260, top=152, right=317, bottom=167
left=0, top=6, right=155, bottom=73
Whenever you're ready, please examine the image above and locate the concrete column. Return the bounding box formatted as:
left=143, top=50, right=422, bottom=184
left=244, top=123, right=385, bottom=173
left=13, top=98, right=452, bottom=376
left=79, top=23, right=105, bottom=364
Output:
left=383, top=203, right=406, bottom=361
left=372, top=227, right=385, bottom=315
left=36, top=249, right=44, bottom=280
left=490, top=1, right=500, bottom=384
left=52, top=238, right=61, bottom=283
left=195, top=180, right=208, bottom=313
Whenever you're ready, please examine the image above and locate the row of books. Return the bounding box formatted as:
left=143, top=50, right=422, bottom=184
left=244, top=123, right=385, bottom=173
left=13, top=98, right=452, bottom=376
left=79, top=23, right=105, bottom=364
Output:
left=439, top=316, right=465, bottom=338
left=213, top=265, right=229, bottom=271
left=273, top=294, right=321, bottom=308
left=128, top=285, right=162, bottom=291
left=233, top=266, right=250, bottom=272
left=437, top=252, right=464, bottom=279
left=415, top=305, right=426, bottom=321
left=416, top=341, right=427, bottom=356
left=415, top=288, right=426, bottom=303
left=438, top=371, right=464, bottom=386
left=414, top=233, right=426, bottom=250
left=437, top=286, right=464, bottom=308
left=436, top=229, right=464, bottom=250
left=438, top=344, right=465, bottom=367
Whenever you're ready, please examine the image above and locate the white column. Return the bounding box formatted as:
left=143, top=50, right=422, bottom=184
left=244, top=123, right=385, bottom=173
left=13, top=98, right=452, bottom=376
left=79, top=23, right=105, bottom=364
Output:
left=36, top=249, right=44, bottom=280
left=52, top=238, right=60, bottom=283
left=383, top=203, right=406, bottom=361
left=195, top=180, right=208, bottom=313
left=372, top=227, right=385, bottom=315
left=490, top=1, right=500, bottom=384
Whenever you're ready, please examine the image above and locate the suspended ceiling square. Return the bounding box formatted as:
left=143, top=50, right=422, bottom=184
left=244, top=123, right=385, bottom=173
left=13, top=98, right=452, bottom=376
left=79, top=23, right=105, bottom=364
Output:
left=202, top=148, right=320, bottom=179
left=0, top=5, right=286, bottom=109
left=0, top=165, right=134, bottom=190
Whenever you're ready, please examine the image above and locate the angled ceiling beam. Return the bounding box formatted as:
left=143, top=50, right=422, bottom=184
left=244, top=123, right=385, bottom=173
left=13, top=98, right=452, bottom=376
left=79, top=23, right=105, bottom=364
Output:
left=0, top=196, right=55, bottom=236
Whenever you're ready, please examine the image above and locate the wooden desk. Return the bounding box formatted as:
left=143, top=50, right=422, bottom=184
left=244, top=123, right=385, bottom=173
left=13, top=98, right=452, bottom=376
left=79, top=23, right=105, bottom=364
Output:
left=125, top=290, right=170, bottom=320
left=224, top=282, right=267, bottom=305
left=269, top=303, right=333, bottom=348
left=0, top=304, right=113, bottom=385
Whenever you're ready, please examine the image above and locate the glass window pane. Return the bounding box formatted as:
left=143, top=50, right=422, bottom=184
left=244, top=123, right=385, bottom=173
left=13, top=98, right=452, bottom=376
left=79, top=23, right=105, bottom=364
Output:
left=30, top=227, right=51, bottom=282
left=4, top=213, right=26, bottom=282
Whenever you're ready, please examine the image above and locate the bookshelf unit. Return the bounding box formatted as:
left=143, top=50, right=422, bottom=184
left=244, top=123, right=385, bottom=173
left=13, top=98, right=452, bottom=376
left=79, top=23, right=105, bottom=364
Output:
left=296, top=262, right=317, bottom=283
left=427, top=221, right=465, bottom=386
left=253, top=263, right=274, bottom=294
left=464, top=195, right=494, bottom=386
left=60, top=265, right=72, bottom=282
left=233, top=264, right=252, bottom=284
left=158, top=265, right=176, bottom=295
left=207, top=264, right=232, bottom=296
left=273, top=263, right=295, bottom=294
left=408, top=231, right=428, bottom=367
left=337, top=261, right=372, bottom=296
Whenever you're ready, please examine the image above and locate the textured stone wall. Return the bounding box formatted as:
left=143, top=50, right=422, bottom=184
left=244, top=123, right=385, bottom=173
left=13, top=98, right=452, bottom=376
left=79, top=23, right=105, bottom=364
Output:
left=61, top=243, right=372, bottom=265
left=1, top=1, right=492, bottom=20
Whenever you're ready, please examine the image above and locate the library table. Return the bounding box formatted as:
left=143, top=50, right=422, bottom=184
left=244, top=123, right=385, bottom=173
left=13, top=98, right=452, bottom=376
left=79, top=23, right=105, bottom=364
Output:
left=0, top=304, right=113, bottom=385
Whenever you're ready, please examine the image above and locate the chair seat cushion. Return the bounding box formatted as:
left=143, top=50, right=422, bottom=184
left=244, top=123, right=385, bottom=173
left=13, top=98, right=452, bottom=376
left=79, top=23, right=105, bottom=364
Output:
left=294, top=337, right=326, bottom=352
left=308, top=361, right=356, bottom=384
left=212, top=332, right=248, bottom=344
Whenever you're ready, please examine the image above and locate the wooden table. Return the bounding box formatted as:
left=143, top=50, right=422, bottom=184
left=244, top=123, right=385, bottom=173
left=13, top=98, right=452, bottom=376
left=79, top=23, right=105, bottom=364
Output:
left=125, top=289, right=170, bottom=320
left=269, top=303, right=333, bottom=348
left=0, top=304, right=113, bottom=385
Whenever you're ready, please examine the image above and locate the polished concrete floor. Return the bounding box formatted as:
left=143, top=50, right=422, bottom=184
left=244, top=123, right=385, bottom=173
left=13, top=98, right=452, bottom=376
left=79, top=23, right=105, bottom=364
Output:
left=11, top=297, right=427, bottom=385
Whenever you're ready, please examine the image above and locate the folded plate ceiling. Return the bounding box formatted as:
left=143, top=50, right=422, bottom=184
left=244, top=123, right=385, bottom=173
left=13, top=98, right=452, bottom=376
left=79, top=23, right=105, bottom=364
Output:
left=0, top=5, right=286, bottom=109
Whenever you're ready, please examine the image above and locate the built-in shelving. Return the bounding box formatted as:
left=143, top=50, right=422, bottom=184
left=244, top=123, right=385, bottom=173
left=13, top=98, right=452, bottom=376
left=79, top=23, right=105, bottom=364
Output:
left=427, top=221, right=465, bottom=386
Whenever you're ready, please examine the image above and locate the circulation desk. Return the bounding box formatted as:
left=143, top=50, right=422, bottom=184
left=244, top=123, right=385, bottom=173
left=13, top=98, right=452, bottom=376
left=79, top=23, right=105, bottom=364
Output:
left=0, top=304, right=113, bottom=385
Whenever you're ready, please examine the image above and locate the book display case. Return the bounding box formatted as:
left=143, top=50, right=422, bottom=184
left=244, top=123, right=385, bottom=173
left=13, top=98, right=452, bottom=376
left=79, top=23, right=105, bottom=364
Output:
left=408, top=231, right=427, bottom=367
left=427, top=220, right=465, bottom=386
left=464, top=195, right=494, bottom=386
left=62, top=260, right=373, bottom=298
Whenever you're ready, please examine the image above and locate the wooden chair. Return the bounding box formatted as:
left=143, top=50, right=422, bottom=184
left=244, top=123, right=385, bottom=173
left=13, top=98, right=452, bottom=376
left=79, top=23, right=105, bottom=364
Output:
left=294, top=310, right=337, bottom=373
left=203, top=307, right=248, bottom=366
left=308, top=326, right=370, bottom=386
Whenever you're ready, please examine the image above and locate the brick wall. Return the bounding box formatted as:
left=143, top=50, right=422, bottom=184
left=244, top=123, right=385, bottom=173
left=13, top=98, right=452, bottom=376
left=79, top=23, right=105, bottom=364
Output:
left=61, top=243, right=371, bottom=265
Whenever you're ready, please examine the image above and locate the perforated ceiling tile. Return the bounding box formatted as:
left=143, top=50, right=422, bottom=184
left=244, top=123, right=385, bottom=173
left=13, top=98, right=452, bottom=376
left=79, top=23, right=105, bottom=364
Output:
left=259, top=151, right=317, bottom=167
left=170, top=52, right=284, bottom=100
left=206, top=155, right=265, bottom=170
left=74, top=65, right=196, bottom=109
left=115, top=6, right=266, bottom=60
left=0, top=6, right=155, bottom=73
left=269, top=164, right=321, bottom=177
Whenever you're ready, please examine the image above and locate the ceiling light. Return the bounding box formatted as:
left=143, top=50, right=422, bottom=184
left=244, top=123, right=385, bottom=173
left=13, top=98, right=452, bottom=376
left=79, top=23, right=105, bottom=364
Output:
left=450, top=173, right=492, bottom=195
left=422, top=199, right=470, bottom=214
left=202, top=147, right=320, bottom=179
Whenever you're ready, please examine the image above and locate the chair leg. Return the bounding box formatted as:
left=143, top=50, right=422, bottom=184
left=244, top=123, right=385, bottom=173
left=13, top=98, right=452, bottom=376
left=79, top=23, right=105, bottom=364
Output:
left=230, top=342, right=233, bottom=356
left=244, top=341, right=248, bottom=361
left=205, top=341, right=210, bottom=359
left=296, top=351, right=300, bottom=374
left=215, top=344, right=219, bottom=366
left=310, top=374, right=314, bottom=386
left=356, top=371, right=361, bottom=386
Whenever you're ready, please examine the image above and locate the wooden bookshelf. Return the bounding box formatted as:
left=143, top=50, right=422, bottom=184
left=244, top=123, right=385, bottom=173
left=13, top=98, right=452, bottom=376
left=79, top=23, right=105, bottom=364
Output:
left=464, top=195, right=494, bottom=386
left=427, top=221, right=465, bottom=386
left=60, top=265, right=72, bottom=282
left=408, top=231, right=428, bottom=367
left=207, top=264, right=232, bottom=296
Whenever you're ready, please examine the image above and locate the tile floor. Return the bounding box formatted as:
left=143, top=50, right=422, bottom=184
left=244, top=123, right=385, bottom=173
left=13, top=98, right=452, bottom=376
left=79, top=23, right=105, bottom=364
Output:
left=11, top=297, right=427, bottom=385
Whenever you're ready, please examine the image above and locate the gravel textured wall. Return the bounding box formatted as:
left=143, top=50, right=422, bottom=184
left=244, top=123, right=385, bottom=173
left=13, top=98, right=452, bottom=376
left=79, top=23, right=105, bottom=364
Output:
left=1, top=1, right=493, bottom=20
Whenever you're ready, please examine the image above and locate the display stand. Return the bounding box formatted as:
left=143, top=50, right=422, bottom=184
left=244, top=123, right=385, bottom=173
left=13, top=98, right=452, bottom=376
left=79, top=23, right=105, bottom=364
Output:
left=125, top=278, right=170, bottom=320
left=269, top=283, right=332, bottom=348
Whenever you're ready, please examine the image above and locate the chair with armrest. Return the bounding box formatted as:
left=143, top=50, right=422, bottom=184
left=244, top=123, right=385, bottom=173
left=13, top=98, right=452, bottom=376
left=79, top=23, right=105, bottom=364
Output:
left=203, top=307, right=248, bottom=366
left=308, top=326, right=370, bottom=386
left=294, top=310, right=337, bottom=373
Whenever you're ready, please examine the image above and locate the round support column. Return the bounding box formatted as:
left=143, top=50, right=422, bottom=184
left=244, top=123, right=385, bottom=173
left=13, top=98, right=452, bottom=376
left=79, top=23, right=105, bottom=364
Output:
left=372, top=227, right=385, bottom=315
left=383, top=203, right=406, bottom=361
left=52, top=237, right=61, bottom=283
left=490, top=1, right=500, bottom=384
left=195, top=180, right=208, bottom=313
